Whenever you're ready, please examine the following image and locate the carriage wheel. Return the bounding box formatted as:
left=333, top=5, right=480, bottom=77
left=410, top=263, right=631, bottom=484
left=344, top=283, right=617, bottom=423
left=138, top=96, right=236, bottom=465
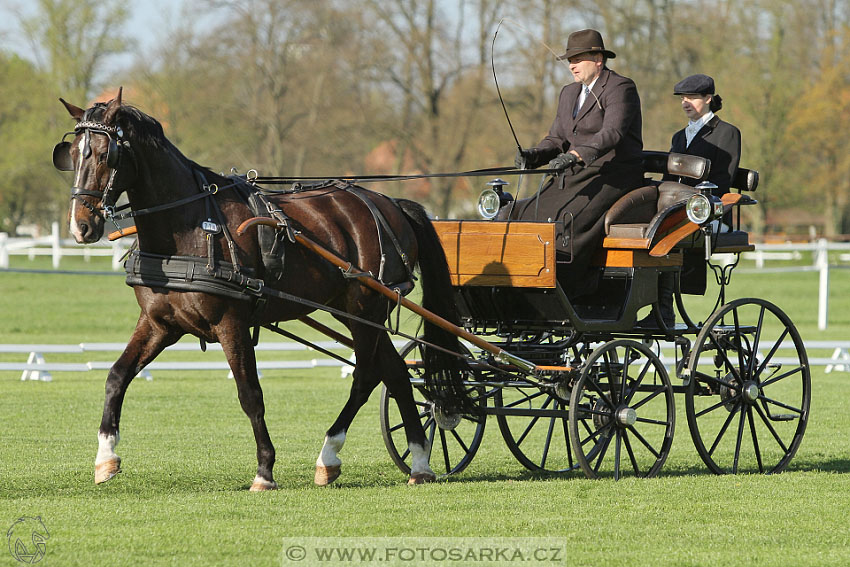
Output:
left=568, top=339, right=675, bottom=479
left=494, top=342, right=594, bottom=473
left=685, top=298, right=810, bottom=474
left=379, top=340, right=485, bottom=477
left=495, top=385, right=577, bottom=473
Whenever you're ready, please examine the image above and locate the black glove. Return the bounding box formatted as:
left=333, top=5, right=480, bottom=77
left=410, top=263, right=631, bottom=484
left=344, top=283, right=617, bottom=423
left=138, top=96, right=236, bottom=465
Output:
left=547, top=152, right=579, bottom=170
left=515, top=147, right=547, bottom=169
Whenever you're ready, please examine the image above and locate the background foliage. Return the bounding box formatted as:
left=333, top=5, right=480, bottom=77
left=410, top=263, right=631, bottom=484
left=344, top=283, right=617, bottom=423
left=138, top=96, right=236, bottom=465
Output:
left=1, top=0, right=849, bottom=234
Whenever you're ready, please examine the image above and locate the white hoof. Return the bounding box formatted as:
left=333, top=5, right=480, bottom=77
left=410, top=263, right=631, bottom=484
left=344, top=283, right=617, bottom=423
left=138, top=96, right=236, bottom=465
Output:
left=407, top=472, right=437, bottom=485
left=94, top=457, right=121, bottom=484
left=314, top=465, right=341, bottom=486
left=249, top=475, right=278, bottom=491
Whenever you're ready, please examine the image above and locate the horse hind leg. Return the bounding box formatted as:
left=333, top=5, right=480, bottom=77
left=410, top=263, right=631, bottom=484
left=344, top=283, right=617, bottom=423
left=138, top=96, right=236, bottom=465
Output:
left=316, top=326, right=434, bottom=486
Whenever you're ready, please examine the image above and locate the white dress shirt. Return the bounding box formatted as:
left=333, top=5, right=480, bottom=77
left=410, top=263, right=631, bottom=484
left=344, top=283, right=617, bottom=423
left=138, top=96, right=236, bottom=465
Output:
left=685, top=111, right=715, bottom=147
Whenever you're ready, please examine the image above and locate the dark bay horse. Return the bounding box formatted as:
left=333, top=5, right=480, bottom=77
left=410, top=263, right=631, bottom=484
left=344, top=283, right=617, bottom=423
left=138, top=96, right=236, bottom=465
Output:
left=55, top=89, right=467, bottom=489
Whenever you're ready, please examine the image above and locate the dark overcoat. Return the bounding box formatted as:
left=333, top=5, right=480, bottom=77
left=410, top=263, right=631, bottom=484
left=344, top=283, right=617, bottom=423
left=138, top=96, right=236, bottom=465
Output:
left=664, top=114, right=742, bottom=294
left=510, top=67, right=644, bottom=295
left=664, top=115, right=741, bottom=194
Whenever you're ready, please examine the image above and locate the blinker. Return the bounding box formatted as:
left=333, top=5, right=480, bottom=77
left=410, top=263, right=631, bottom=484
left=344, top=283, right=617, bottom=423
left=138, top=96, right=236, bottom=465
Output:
left=52, top=141, right=74, bottom=171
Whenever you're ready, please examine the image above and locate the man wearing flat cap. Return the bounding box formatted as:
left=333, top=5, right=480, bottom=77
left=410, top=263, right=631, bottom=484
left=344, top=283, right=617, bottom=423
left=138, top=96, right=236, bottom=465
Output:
left=511, top=29, right=643, bottom=297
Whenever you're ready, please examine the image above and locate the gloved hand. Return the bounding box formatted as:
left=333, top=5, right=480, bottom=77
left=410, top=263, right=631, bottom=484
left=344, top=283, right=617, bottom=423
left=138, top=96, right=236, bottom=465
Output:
left=547, top=152, right=579, bottom=170
left=515, top=147, right=547, bottom=169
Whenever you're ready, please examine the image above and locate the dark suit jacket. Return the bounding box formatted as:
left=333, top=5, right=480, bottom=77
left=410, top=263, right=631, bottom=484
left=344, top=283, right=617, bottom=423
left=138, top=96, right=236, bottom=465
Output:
left=532, top=67, right=643, bottom=169
left=665, top=115, right=741, bottom=193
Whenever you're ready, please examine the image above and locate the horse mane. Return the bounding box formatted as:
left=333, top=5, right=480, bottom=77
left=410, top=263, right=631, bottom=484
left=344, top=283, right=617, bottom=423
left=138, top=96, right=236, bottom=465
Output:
left=84, top=101, right=200, bottom=168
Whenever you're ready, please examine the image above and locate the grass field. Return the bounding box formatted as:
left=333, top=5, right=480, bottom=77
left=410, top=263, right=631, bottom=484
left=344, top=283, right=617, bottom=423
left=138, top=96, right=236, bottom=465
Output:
left=2, top=257, right=850, bottom=566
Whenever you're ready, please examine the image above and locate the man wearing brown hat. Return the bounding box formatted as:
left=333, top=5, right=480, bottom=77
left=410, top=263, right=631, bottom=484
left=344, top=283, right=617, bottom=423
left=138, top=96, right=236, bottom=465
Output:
left=511, top=29, right=643, bottom=297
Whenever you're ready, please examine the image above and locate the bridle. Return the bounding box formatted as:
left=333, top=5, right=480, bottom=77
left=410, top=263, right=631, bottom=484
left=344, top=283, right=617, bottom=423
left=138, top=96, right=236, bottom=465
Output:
left=53, top=119, right=133, bottom=222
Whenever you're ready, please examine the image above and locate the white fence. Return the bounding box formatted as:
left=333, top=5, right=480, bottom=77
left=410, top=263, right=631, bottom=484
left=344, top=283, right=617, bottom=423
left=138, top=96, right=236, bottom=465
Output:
left=3, top=340, right=848, bottom=382
left=0, top=222, right=130, bottom=271
left=2, top=226, right=849, bottom=329
left=716, top=239, right=850, bottom=330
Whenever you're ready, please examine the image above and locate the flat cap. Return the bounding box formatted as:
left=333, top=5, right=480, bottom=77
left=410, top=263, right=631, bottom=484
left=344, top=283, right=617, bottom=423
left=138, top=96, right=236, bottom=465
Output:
left=673, top=74, right=715, bottom=95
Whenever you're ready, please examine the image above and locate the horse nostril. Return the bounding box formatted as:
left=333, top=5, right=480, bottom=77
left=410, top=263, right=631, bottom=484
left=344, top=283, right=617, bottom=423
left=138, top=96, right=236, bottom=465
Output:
left=78, top=222, right=90, bottom=238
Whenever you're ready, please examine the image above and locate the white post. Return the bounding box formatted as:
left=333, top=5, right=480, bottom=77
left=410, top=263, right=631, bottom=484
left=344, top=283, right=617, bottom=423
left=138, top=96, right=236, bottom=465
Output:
left=817, top=238, right=829, bottom=331
left=0, top=232, right=8, bottom=268
left=112, top=240, right=123, bottom=271
left=51, top=222, right=61, bottom=269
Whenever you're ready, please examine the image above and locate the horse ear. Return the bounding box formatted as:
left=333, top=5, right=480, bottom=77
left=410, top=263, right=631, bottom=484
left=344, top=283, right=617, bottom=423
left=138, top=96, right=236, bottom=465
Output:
left=60, top=98, right=85, bottom=121
left=103, top=86, right=123, bottom=124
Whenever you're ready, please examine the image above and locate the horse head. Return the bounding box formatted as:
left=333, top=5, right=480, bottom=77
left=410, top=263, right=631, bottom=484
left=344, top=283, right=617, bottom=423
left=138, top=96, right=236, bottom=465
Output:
left=55, top=87, right=136, bottom=243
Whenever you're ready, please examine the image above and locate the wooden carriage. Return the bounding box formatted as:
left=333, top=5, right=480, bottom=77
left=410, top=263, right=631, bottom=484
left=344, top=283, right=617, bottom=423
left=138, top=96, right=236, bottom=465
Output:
left=380, top=151, right=810, bottom=480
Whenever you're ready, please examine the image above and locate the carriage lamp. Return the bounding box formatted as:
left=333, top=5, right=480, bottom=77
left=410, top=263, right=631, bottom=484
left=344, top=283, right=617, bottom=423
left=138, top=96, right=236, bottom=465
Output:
left=685, top=181, right=722, bottom=225
left=477, top=178, right=514, bottom=219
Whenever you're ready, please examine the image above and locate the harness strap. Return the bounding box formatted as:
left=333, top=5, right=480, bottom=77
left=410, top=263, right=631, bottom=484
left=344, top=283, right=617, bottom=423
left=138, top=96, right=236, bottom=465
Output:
left=338, top=181, right=416, bottom=284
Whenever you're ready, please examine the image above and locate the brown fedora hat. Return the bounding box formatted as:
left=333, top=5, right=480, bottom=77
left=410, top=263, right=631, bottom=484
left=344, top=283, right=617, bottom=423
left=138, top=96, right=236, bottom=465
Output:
left=556, top=29, right=616, bottom=60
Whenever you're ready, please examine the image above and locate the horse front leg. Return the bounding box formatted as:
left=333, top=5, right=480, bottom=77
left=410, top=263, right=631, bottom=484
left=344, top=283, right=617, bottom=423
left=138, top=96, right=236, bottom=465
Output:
left=96, top=315, right=179, bottom=484
left=220, top=326, right=276, bottom=491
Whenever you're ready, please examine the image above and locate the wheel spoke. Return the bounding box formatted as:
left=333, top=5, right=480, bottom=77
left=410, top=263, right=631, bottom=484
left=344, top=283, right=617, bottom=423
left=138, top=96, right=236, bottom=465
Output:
left=624, top=357, right=653, bottom=405
left=755, top=327, right=791, bottom=377
left=759, top=365, right=804, bottom=389
left=707, top=404, right=738, bottom=457
left=747, top=407, right=764, bottom=473
left=563, top=414, right=574, bottom=470
left=760, top=396, right=803, bottom=415
left=732, top=402, right=747, bottom=473
left=515, top=397, right=552, bottom=446
left=746, top=306, right=766, bottom=379
left=614, top=430, right=622, bottom=480
left=631, top=385, right=666, bottom=410
left=504, top=389, right=546, bottom=409
left=731, top=306, right=750, bottom=382
left=627, top=426, right=661, bottom=459
left=584, top=375, right=615, bottom=410
left=623, top=431, right=641, bottom=476
left=708, top=334, right=742, bottom=383
left=695, top=395, right=739, bottom=419
left=693, top=370, right=740, bottom=393
left=753, top=403, right=790, bottom=453
left=592, top=432, right=614, bottom=474
left=439, top=429, right=451, bottom=472
left=580, top=422, right=612, bottom=449
left=450, top=428, right=470, bottom=454
left=539, top=416, right=557, bottom=469
left=634, top=416, right=670, bottom=427
left=621, top=346, right=632, bottom=401
left=603, top=351, right=619, bottom=405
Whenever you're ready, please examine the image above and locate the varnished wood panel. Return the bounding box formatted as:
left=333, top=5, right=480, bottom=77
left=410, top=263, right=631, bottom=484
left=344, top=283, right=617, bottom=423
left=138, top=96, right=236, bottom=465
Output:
left=433, top=220, right=556, bottom=287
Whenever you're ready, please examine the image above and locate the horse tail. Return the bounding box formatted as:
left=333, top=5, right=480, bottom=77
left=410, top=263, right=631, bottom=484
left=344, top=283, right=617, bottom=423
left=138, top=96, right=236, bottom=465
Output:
left=395, top=199, right=477, bottom=414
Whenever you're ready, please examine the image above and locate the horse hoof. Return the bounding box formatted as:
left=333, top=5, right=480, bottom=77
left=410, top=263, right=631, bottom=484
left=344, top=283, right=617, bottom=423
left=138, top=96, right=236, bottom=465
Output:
left=249, top=476, right=278, bottom=491
left=94, top=458, right=121, bottom=484
left=407, top=472, right=436, bottom=485
left=314, top=465, right=341, bottom=486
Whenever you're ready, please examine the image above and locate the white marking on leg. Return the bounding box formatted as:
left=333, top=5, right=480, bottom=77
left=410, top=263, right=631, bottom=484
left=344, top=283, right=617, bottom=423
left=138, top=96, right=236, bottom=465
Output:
left=316, top=431, right=346, bottom=467
left=409, top=441, right=435, bottom=477
left=95, top=432, right=119, bottom=466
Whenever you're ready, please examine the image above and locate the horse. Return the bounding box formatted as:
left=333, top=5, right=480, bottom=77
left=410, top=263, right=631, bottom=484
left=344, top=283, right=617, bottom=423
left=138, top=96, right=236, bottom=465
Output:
left=54, top=88, right=470, bottom=489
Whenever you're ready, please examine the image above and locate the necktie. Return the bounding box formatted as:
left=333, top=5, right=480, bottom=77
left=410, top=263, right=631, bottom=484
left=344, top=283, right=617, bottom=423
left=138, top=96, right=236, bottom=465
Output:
left=574, top=85, right=590, bottom=118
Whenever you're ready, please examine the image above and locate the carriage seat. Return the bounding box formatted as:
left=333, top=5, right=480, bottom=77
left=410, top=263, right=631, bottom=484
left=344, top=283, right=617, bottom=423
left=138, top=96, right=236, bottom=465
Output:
left=603, top=151, right=758, bottom=252
left=603, top=152, right=710, bottom=239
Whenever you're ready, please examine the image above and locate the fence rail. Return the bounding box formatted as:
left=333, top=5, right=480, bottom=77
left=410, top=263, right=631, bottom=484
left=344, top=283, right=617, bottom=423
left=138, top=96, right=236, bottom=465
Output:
left=2, top=226, right=850, bottom=329
left=3, top=339, right=847, bottom=382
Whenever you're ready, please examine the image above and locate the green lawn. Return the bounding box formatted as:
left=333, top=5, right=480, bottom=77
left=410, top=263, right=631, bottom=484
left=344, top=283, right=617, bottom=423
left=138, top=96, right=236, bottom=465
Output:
left=1, top=259, right=849, bottom=566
